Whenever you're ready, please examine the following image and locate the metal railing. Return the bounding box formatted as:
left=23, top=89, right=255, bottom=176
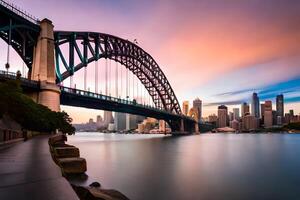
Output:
left=60, top=86, right=176, bottom=115
left=0, top=0, right=40, bottom=24
left=0, top=70, right=39, bottom=87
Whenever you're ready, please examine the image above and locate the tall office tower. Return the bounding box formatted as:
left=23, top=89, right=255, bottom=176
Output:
left=115, top=112, right=126, bottom=131
left=251, top=93, right=260, bottom=118
left=193, top=98, right=202, bottom=122
left=182, top=101, right=189, bottom=116
left=126, top=114, right=138, bottom=130
left=264, top=100, right=273, bottom=128
left=241, top=102, right=250, bottom=117
left=103, top=111, right=113, bottom=126
left=96, top=115, right=103, bottom=126
left=233, top=108, right=240, bottom=120
left=261, top=104, right=265, bottom=119
left=229, top=112, right=234, bottom=122
left=276, top=94, right=284, bottom=117
left=218, top=105, right=228, bottom=128
left=289, top=109, right=294, bottom=117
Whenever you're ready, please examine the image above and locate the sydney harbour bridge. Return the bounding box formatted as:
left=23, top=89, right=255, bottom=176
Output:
left=0, top=0, right=212, bottom=133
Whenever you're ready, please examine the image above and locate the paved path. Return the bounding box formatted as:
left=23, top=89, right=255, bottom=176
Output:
left=0, top=135, right=79, bottom=200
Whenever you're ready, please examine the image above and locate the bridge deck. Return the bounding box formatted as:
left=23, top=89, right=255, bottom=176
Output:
left=0, top=135, right=78, bottom=200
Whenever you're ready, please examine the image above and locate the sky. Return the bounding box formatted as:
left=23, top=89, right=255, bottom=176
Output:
left=1, top=0, right=300, bottom=123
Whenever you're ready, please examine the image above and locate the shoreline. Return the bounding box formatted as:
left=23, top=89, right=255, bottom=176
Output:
left=48, top=134, right=130, bottom=200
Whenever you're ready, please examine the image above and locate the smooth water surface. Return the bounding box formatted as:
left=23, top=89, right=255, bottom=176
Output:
left=68, top=132, right=300, bottom=200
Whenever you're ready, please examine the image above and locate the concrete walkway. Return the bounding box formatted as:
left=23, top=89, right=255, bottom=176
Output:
left=0, top=135, right=79, bottom=200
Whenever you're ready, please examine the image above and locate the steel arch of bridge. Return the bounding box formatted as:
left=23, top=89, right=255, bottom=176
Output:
left=54, top=31, right=182, bottom=115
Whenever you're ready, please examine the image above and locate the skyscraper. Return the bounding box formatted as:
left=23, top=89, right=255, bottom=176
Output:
left=193, top=98, right=202, bottom=122
left=218, top=105, right=228, bottom=128
left=260, top=103, right=265, bottom=119
left=115, top=112, right=126, bottom=131
left=264, top=100, right=273, bottom=128
left=182, top=101, right=189, bottom=116
left=276, top=94, right=284, bottom=117
left=241, top=102, right=249, bottom=117
left=251, top=93, right=260, bottom=118
left=233, top=108, right=240, bottom=120
left=103, top=111, right=113, bottom=127
left=126, top=114, right=138, bottom=130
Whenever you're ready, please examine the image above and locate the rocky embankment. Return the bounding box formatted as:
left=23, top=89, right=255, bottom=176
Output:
left=48, top=134, right=130, bottom=200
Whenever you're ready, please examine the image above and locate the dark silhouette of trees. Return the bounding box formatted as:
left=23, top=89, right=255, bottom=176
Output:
left=0, top=80, right=75, bottom=134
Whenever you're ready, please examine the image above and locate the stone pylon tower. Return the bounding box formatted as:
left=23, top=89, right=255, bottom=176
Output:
left=30, top=18, right=60, bottom=111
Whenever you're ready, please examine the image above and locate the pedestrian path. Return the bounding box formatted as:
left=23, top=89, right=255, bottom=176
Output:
left=0, top=135, right=78, bottom=200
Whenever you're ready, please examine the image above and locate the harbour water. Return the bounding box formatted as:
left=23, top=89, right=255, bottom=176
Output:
left=68, top=132, right=300, bottom=200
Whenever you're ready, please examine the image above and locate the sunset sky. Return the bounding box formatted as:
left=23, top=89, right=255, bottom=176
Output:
left=1, top=0, right=300, bottom=123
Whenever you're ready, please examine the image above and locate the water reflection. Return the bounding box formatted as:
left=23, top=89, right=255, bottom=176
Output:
left=68, top=133, right=300, bottom=200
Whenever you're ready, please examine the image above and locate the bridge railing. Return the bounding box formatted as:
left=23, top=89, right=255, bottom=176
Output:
left=60, top=86, right=177, bottom=115
left=0, top=0, right=39, bottom=24
left=0, top=70, right=39, bottom=87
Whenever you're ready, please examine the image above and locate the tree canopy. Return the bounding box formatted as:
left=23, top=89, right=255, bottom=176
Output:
left=0, top=80, right=75, bottom=134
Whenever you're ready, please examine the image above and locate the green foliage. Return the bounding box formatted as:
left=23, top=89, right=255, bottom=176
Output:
left=284, top=122, right=300, bottom=130
left=0, top=81, right=75, bottom=134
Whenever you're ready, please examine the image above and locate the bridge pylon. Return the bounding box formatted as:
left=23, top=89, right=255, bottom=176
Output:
left=30, top=18, right=60, bottom=111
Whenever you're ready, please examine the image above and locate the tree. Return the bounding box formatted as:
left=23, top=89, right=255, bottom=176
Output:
left=0, top=81, right=75, bottom=134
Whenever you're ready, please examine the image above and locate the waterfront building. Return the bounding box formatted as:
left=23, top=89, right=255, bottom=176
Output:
left=261, top=103, right=265, bottom=119
left=115, top=112, right=126, bottom=131
left=126, top=114, right=138, bottom=130
left=159, top=120, right=166, bottom=132
left=241, top=102, right=250, bottom=117
left=104, top=111, right=113, bottom=126
left=264, top=111, right=273, bottom=128
left=233, top=108, right=240, bottom=120
left=277, top=116, right=283, bottom=126
left=107, top=123, right=115, bottom=131
left=289, top=109, right=294, bottom=117
left=285, top=113, right=291, bottom=124
left=89, top=118, right=94, bottom=124
left=193, top=98, right=202, bottom=122
left=182, top=101, right=189, bottom=116
left=229, top=112, right=234, bottom=122
left=251, top=93, right=260, bottom=118
left=276, top=94, right=284, bottom=117
left=264, top=100, right=273, bottom=128
left=230, top=119, right=239, bottom=130
left=218, top=105, right=228, bottom=128
left=242, top=114, right=258, bottom=130
left=272, top=110, right=278, bottom=125
left=137, top=123, right=145, bottom=133
left=96, top=115, right=103, bottom=127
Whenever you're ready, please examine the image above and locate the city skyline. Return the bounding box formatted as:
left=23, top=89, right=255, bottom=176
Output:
left=0, top=0, right=300, bottom=123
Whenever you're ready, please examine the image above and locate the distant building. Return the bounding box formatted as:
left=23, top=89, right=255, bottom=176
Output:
left=104, top=111, right=113, bottom=126
left=289, top=109, right=294, bottom=117
left=182, top=101, right=189, bottom=116
left=126, top=114, right=137, bottom=130
left=88, top=118, right=94, bottom=124
left=115, top=112, right=126, bottom=131
left=276, top=94, right=284, bottom=117
left=272, top=110, right=277, bottom=125
left=218, top=105, right=228, bottom=128
left=243, top=115, right=258, bottom=130
left=233, top=108, right=240, bottom=120
left=208, top=114, right=218, bottom=126
left=96, top=115, right=103, bottom=127
left=193, top=98, right=202, bottom=122
left=229, top=112, right=234, bottom=122
left=251, top=93, right=260, bottom=118
left=230, top=119, right=239, bottom=130
left=241, top=102, right=250, bottom=117
left=263, top=102, right=273, bottom=128
left=261, top=103, right=265, bottom=119
left=277, top=116, right=283, bottom=126
left=159, top=120, right=166, bottom=132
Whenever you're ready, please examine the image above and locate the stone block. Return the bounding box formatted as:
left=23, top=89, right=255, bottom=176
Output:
left=54, top=147, right=80, bottom=158
left=58, top=157, right=87, bottom=174
left=48, top=134, right=67, bottom=146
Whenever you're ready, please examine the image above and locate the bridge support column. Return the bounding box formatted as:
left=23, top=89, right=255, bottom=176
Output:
left=30, top=18, right=60, bottom=111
